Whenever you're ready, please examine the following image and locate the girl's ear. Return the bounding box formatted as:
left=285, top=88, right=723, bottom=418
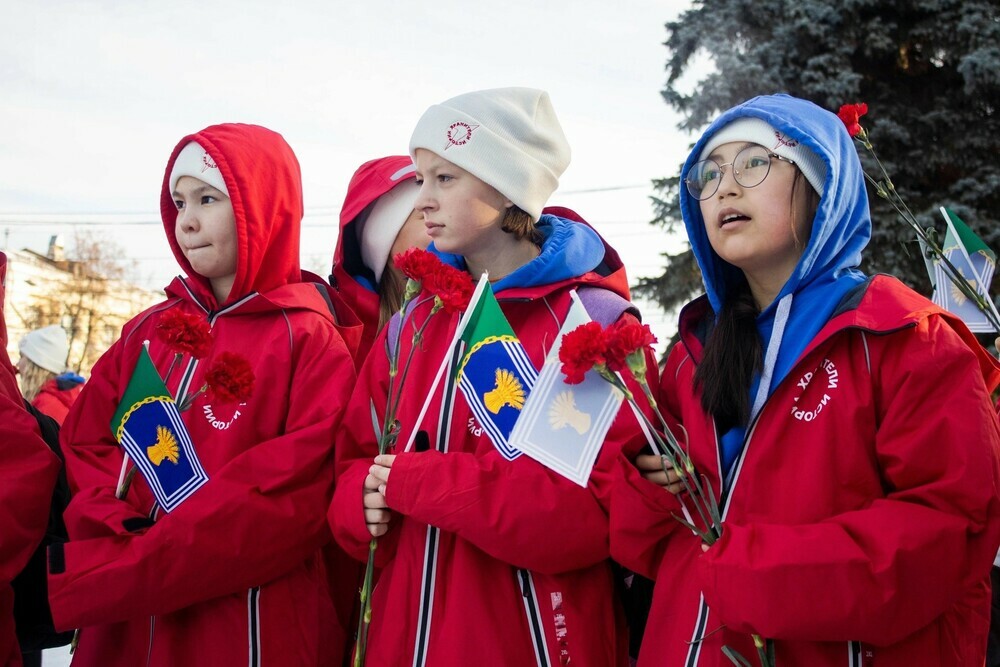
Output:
left=503, top=198, right=514, bottom=210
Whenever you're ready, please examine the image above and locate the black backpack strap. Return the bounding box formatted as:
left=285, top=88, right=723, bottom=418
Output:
left=313, top=282, right=341, bottom=325
left=13, top=402, right=74, bottom=651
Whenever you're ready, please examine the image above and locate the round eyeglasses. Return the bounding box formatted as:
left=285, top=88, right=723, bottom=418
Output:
left=684, top=145, right=797, bottom=200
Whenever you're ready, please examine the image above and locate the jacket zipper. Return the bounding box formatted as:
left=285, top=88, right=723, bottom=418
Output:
left=412, top=342, right=463, bottom=667
left=517, top=569, right=551, bottom=667
left=248, top=587, right=261, bottom=667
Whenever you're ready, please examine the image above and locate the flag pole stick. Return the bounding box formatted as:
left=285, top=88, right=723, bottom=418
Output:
left=939, top=207, right=1000, bottom=326
left=114, top=456, right=130, bottom=498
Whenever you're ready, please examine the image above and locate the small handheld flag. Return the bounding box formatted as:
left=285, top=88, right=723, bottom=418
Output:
left=508, top=291, right=626, bottom=486
left=455, top=282, right=537, bottom=460
left=111, top=346, right=209, bottom=512
left=927, top=207, right=1000, bottom=333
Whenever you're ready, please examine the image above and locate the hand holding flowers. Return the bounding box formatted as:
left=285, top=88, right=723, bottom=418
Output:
left=354, top=248, right=474, bottom=667
left=559, top=320, right=722, bottom=543
left=559, top=319, right=774, bottom=667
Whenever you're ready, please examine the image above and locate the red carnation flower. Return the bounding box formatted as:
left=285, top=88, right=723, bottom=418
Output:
left=425, top=265, right=475, bottom=313
left=204, top=352, right=255, bottom=404
left=394, top=248, right=441, bottom=283
left=604, top=320, right=657, bottom=373
left=155, top=309, right=213, bottom=358
left=837, top=102, right=868, bottom=138
left=558, top=322, right=608, bottom=385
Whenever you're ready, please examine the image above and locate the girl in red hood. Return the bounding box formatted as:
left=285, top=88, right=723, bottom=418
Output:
left=333, top=156, right=427, bottom=363
left=48, top=124, right=359, bottom=666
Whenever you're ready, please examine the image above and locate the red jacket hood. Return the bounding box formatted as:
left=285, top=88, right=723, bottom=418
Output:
left=161, top=124, right=303, bottom=309
left=331, top=156, right=416, bottom=350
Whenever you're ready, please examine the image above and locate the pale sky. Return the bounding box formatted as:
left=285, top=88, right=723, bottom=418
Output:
left=1, top=0, right=702, bottom=342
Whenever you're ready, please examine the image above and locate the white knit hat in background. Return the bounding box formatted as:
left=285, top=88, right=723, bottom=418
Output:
left=698, top=117, right=826, bottom=197
left=168, top=141, right=230, bottom=196
left=358, top=179, right=421, bottom=284
left=408, top=87, right=570, bottom=221
left=19, top=325, right=69, bottom=374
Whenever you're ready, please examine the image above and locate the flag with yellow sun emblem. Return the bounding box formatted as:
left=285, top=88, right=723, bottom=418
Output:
left=456, top=282, right=537, bottom=460
left=111, top=346, right=209, bottom=512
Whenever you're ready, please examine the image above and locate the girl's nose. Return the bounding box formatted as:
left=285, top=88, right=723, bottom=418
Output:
left=414, top=188, right=428, bottom=211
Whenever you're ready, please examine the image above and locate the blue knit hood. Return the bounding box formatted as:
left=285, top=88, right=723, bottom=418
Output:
left=430, top=214, right=604, bottom=291
left=682, top=94, right=871, bottom=465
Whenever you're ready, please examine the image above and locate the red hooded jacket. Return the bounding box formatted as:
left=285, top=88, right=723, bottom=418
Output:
left=47, top=124, right=359, bottom=666
left=332, top=155, right=417, bottom=364
left=31, top=377, right=83, bottom=426
left=0, top=253, right=60, bottom=667
left=610, top=276, right=1000, bottom=665
left=329, top=216, right=654, bottom=666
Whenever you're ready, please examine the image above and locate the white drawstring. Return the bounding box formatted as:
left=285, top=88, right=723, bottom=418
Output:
left=750, top=293, right=793, bottom=422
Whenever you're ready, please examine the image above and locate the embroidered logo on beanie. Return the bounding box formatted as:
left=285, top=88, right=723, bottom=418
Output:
left=169, top=141, right=229, bottom=197
left=201, top=153, right=218, bottom=172
left=445, top=122, right=480, bottom=150
left=772, top=132, right=798, bottom=150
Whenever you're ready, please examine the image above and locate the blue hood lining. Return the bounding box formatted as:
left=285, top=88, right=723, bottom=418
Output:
left=431, top=215, right=605, bottom=291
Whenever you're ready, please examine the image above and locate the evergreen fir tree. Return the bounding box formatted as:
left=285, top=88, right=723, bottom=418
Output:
left=636, top=0, right=1000, bottom=323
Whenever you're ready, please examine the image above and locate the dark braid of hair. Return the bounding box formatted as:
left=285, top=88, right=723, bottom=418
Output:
left=693, top=277, right=762, bottom=433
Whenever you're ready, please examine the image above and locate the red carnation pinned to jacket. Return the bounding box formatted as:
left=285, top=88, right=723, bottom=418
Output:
left=204, top=352, right=255, bottom=404
left=155, top=309, right=213, bottom=358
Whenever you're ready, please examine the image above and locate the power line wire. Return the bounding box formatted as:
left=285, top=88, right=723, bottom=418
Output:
left=0, top=183, right=655, bottom=221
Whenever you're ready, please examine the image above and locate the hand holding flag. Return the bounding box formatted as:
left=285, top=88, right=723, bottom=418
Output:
left=111, top=345, right=209, bottom=513
left=354, top=248, right=474, bottom=667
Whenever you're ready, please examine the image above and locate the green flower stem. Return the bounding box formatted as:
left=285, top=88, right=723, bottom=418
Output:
left=354, top=289, right=442, bottom=667
left=353, top=539, right=378, bottom=667
left=612, top=372, right=722, bottom=544
left=116, top=466, right=138, bottom=499
left=722, top=647, right=754, bottom=667
left=386, top=307, right=440, bottom=437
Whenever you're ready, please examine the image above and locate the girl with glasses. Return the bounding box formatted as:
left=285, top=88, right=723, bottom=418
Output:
left=610, top=93, right=1000, bottom=665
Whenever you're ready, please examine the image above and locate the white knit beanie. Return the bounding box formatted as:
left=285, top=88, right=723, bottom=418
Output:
left=699, top=118, right=826, bottom=197
left=19, top=325, right=69, bottom=374
left=408, top=87, right=570, bottom=221
left=357, top=179, right=421, bottom=284
left=168, top=141, right=230, bottom=196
